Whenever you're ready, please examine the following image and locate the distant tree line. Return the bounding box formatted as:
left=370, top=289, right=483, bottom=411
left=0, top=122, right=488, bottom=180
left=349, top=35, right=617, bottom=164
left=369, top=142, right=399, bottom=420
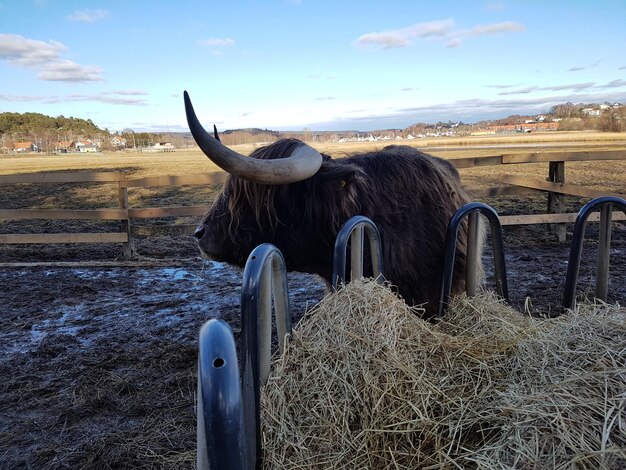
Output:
left=0, top=112, right=171, bottom=152
left=0, top=112, right=101, bottom=135
left=0, top=112, right=107, bottom=152
left=217, top=128, right=281, bottom=145
left=1, top=101, right=624, bottom=153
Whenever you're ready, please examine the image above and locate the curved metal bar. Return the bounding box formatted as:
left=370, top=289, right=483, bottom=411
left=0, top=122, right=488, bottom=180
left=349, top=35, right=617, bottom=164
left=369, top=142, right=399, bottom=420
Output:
left=240, top=243, right=291, bottom=469
left=438, top=202, right=508, bottom=317
left=332, top=215, right=384, bottom=291
left=197, top=319, right=248, bottom=470
left=562, top=196, right=626, bottom=310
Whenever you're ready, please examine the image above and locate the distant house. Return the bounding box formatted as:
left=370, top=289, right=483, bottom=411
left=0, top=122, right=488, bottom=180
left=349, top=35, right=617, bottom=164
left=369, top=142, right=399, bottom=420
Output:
left=78, top=144, right=99, bottom=153
left=56, top=141, right=75, bottom=153
left=150, top=142, right=175, bottom=152
left=111, top=136, right=127, bottom=147
left=14, top=142, right=36, bottom=153
left=582, top=107, right=601, bottom=117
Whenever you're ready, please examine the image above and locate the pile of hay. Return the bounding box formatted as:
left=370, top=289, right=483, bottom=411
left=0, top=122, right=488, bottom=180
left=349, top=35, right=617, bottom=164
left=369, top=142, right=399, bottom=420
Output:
left=261, top=279, right=626, bottom=469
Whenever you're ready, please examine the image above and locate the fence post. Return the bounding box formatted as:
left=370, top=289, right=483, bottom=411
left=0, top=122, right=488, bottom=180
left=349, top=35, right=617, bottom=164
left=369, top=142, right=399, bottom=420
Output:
left=548, top=161, right=566, bottom=243
left=595, top=203, right=613, bottom=301
left=118, top=174, right=133, bottom=258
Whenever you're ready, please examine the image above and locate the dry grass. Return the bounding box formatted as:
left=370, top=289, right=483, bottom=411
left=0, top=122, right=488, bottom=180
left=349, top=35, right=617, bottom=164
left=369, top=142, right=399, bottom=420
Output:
left=261, top=279, right=626, bottom=469
left=0, top=132, right=623, bottom=259
left=1, top=133, right=625, bottom=196
left=2, top=131, right=626, bottom=176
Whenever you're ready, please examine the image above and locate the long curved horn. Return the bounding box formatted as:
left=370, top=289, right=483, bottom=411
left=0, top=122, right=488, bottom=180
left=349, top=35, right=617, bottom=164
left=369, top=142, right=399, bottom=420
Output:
left=184, top=91, right=323, bottom=184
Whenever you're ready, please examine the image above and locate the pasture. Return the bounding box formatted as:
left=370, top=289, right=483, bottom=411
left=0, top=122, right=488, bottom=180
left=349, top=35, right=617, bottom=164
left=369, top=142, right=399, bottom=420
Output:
left=1, top=132, right=625, bottom=468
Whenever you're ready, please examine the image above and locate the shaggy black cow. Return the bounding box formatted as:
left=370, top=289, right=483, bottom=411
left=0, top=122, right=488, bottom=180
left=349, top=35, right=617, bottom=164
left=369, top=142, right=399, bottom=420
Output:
left=185, top=91, right=476, bottom=317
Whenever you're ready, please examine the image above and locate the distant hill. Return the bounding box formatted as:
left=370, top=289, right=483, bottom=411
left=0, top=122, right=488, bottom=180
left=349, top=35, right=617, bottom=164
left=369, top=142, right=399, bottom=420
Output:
left=1, top=100, right=622, bottom=151
left=0, top=112, right=103, bottom=136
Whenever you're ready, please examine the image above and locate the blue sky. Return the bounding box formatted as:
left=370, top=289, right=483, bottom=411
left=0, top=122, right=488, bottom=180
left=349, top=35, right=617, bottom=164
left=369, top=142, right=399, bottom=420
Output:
left=1, top=0, right=625, bottom=132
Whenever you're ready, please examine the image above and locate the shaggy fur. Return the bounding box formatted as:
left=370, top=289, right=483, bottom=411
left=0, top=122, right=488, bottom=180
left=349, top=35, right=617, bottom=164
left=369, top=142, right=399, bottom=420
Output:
left=196, top=138, right=473, bottom=318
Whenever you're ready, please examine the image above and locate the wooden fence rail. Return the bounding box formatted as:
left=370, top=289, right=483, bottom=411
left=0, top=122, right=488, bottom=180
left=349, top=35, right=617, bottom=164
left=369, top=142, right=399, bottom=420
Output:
left=0, top=149, right=624, bottom=252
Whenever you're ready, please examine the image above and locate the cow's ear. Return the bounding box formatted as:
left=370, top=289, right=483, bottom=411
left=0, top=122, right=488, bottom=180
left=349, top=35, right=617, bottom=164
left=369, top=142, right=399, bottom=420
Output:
left=318, top=161, right=366, bottom=191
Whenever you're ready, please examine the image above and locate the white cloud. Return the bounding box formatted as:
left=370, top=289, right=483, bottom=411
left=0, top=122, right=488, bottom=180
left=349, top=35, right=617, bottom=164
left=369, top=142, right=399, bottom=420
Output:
left=37, top=60, right=103, bottom=82
left=485, top=2, right=506, bottom=11
left=486, top=83, right=520, bottom=89
left=470, top=21, right=523, bottom=35
left=0, top=34, right=104, bottom=82
left=63, top=94, right=148, bottom=106
left=598, top=79, right=626, bottom=88
left=354, top=19, right=453, bottom=49
left=306, top=74, right=336, bottom=80
left=309, top=90, right=626, bottom=130
left=67, top=9, right=110, bottom=23
left=354, top=19, right=524, bottom=49
left=0, top=93, right=48, bottom=102
left=110, top=89, right=149, bottom=96
left=498, top=80, right=625, bottom=96
left=0, top=92, right=148, bottom=106
left=0, top=34, right=65, bottom=67
left=198, top=38, right=235, bottom=47
left=447, top=21, right=525, bottom=47
left=567, top=60, right=600, bottom=72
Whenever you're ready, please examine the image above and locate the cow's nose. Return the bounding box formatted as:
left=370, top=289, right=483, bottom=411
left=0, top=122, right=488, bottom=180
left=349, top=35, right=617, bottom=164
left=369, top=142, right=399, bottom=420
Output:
left=194, top=225, right=206, bottom=239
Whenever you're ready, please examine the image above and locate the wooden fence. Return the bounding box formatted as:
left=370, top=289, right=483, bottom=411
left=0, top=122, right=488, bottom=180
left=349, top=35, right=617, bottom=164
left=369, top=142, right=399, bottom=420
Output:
left=0, top=149, right=624, bottom=252
left=456, top=149, right=626, bottom=236
left=0, top=171, right=225, bottom=254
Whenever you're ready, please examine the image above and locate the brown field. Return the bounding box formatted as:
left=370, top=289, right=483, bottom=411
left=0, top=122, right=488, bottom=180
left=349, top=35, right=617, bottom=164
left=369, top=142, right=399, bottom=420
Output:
left=1, top=130, right=624, bottom=231
left=3, top=130, right=626, bottom=176
left=0, top=129, right=624, bottom=262
left=1, top=132, right=625, bottom=469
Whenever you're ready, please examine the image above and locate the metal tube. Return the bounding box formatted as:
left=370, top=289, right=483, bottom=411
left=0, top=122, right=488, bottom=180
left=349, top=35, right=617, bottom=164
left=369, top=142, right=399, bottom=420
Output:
left=439, top=202, right=508, bottom=317
left=563, top=196, right=626, bottom=310
left=240, top=243, right=292, bottom=469
left=350, top=224, right=364, bottom=280
left=465, top=211, right=480, bottom=296
left=197, top=319, right=247, bottom=470
left=365, top=225, right=384, bottom=281
left=272, top=255, right=291, bottom=355
left=332, top=216, right=384, bottom=290
left=258, top=260, right=272, bottom=385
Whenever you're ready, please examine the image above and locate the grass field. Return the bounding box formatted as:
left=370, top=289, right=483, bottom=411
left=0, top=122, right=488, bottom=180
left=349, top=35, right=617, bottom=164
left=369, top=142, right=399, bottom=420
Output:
left=0, top=131, right=624, bottom=262
left=2, top=130, right=626, bottom=176
left=2, top=131, right=625, bottom=198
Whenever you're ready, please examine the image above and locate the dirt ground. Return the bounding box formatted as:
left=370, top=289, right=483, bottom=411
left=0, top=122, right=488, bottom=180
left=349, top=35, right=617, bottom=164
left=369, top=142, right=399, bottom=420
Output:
left=1, top=143, right=625, bottom=468
left=1, top=218, right=625, bottom=469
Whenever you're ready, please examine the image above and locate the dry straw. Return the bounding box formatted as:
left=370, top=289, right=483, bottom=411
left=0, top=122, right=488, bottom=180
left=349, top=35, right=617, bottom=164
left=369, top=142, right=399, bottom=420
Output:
left=261, top=279, right=626, bottom=469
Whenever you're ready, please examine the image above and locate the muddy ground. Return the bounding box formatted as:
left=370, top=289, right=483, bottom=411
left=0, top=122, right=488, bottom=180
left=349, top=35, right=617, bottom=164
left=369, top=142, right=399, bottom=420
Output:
left=1, top=220, right=625, bottom=469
